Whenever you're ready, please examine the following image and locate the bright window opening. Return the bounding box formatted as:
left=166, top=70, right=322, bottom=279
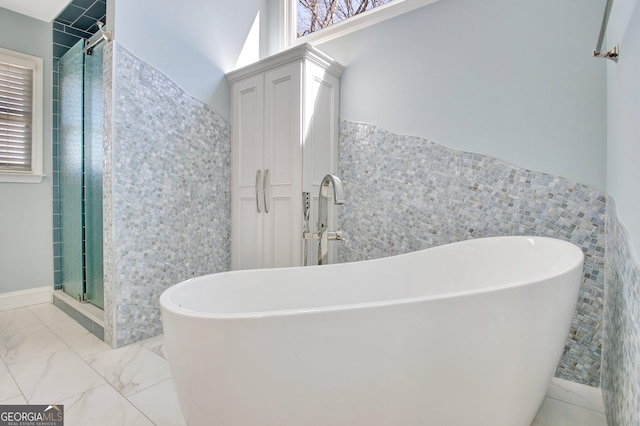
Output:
left=285, top=0, right=442, bottom=48
left=296, top=0, right=394, bottom=37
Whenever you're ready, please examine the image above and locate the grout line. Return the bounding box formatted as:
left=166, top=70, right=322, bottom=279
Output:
left=78, top=343, right=160, bottom=425
left=0, top=305, right=83, bottom=405
left=0, top=357, right=28, bottom=405
left=125, top=378, right=176, bottom=426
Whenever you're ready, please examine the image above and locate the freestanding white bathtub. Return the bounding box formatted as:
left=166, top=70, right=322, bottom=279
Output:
left=160, top=236, right=583, bottom=426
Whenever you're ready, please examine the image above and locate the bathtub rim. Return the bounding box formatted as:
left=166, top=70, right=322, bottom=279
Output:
left=160, top=236, right=584, bottom=320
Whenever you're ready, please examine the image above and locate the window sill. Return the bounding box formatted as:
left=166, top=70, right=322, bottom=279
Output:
left=0, top=173, right=46, bottom=184
left=290, top=0, right=442, bottom=47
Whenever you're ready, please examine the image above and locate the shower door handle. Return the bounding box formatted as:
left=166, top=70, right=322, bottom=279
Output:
left=255, top=169, right=262, bottom=213
left=263, top=169, right=270, bottom=213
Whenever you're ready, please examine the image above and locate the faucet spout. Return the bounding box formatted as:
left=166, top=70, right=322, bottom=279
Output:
left=317, top=174, right=345, bottom=265
left=320, top=174, right=345, bottom=205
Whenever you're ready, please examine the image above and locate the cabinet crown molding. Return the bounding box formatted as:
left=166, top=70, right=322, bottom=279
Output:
left=226, top=43, right=344, bottom=83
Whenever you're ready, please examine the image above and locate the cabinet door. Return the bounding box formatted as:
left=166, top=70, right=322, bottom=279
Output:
left=263, top=62, right=303, bottom=268
left=303, top=61, right=341, bottom=265
left=231, top=75, right=264, bottom=270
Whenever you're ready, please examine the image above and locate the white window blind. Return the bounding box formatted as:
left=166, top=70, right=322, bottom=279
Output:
left=0, top=47, right=43, bottom=183
left=0, top=60, right=33, bottom=172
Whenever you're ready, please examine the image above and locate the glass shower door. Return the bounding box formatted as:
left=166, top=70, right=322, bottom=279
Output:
left=58, top=39, right=104, bottom=309
left=84, top=43, right=104, bottom=309
left=59, top=40, right=85, bottom=301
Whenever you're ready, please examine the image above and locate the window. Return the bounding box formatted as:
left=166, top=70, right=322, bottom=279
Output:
left=0, top=47, right=44, bottom=183
left=285, top=0, right=441, bottom=47
left=296, top=0, right=394, bottom=37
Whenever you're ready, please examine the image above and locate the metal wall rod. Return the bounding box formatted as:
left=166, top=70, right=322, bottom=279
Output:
left=84, top=22, right=113, bottom=54
left=84, top=32, right=111, bottom=54
left=593, top=0, right=619, bottom=61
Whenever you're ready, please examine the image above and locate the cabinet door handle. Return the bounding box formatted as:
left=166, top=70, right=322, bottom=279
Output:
left=255, top=169, right=262, bottom=213
left=263, top=168, right=270, bottom=213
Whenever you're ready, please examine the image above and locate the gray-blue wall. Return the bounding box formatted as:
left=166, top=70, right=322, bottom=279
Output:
left=318, top=0, right=607, bottom=191
left=0, top=8, right=53, bottom=294
left=112, top=0, right=275, bottom=119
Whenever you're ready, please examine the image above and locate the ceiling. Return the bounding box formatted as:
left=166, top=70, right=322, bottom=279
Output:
left=0, top=0, right=73, bottom=22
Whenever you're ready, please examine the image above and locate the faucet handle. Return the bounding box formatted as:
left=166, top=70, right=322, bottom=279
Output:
left=335, top=230, right=349, bottom=245
left=327, top=230, right=347, bottom=242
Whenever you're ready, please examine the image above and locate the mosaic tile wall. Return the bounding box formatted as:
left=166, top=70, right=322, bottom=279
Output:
left=102, top=41, right=115, bottom=346
left=103, top=43, right=231, bottom=347
left=602, top=198, right=640, bottom=425
left=338, top=119, right=606, bottom=386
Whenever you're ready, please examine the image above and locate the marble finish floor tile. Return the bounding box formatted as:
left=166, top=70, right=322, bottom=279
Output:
left=69, top=332, right=112, bottom=357
left=84, top=343, right=172, bottom=396
left=532, top=396, right=607, bottom=426
left=62, top=383, right=154, bottom=426
left=545, top=377, right=605, bottom=412
left=0, top=358, right=21, bottom=402
left=0, top=323, right=68, bottom=364
left=28, top=303, right=78, bottom=328
left=140, top=335, right=168, bottom=360
left=50, top=321, right=92, bottom=347
left=8, top=349, right=106, bottom=404
left=0, top=395, right=27, bottom=404
left=52, top=322, right=111, bottom=357
left=0, top=308, right=42, bottom=332
left=128, top=378, right=186, bottom=426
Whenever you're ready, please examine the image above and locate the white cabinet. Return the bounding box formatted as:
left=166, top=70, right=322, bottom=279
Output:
left=227, top=44, right=343, bottom=270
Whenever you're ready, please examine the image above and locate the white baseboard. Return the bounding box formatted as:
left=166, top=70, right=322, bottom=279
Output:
left=0, top=287, right=53, bottom=311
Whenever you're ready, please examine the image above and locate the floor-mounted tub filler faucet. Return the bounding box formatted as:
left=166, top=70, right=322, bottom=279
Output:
left=303, top=174, right=346, bottom=265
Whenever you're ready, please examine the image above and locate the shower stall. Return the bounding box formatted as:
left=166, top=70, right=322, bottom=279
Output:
left=58, top=34, right=106, bottom=309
